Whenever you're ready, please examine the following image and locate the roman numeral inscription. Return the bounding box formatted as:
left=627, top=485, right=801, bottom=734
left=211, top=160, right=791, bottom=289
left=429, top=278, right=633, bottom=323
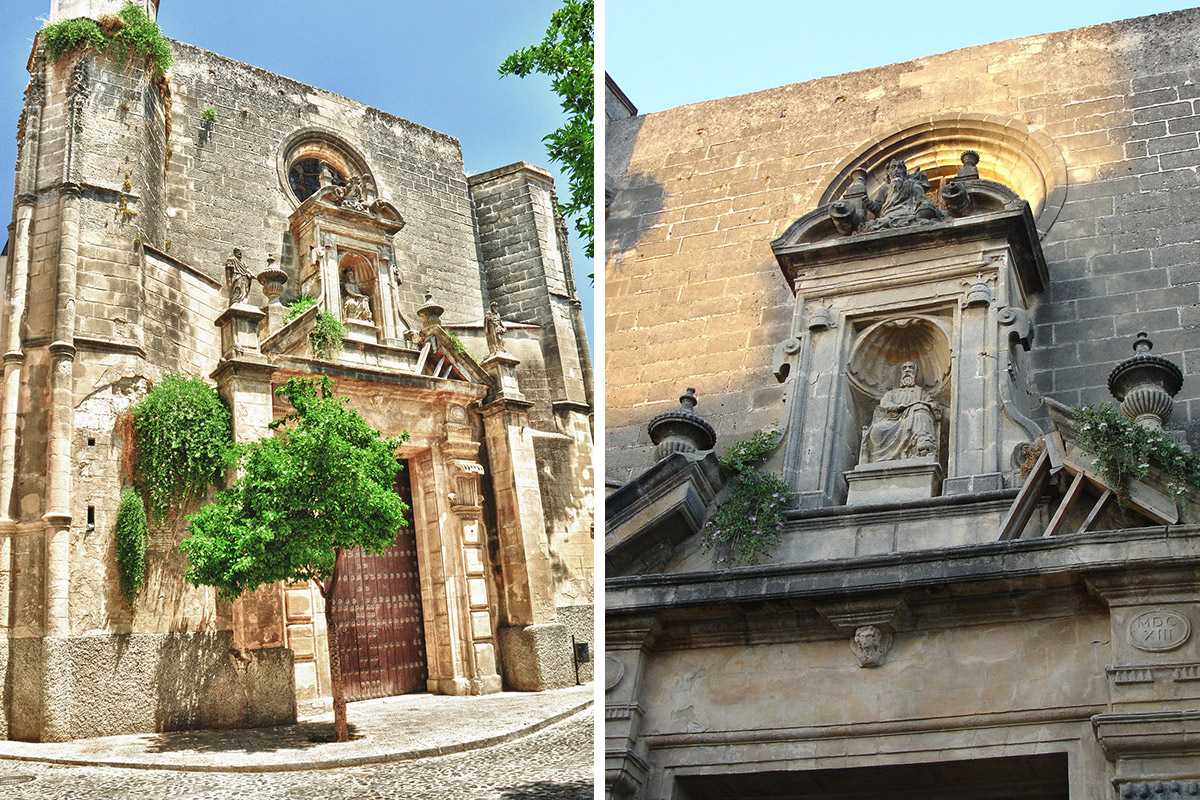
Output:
left=1128, top=609, right=1192, bottom=652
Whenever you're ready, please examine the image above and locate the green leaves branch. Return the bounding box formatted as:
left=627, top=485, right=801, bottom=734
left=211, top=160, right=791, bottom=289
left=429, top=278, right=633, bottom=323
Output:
left=499, top=0, right=594, bottom=260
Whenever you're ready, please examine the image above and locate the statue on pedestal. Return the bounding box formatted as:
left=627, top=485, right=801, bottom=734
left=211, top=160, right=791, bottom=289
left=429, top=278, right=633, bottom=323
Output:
left=225, top=247, right=252, bottom=305
left=862, top=361, right=940, bottom=463
left=484, top=302, right=507, bottom=354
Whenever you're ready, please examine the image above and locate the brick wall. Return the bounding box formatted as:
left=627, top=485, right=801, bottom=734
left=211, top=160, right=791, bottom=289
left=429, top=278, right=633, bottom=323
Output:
left=606, top=8, right=1200, bottom=483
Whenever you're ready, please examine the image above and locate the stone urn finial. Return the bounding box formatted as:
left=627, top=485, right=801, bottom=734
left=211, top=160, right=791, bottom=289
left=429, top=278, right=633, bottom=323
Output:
left=648, top=387, right=717, bottom=462
left=1108, top=331, right=1184, bottom=430
left=416, top=291, right=444, bottom=329
left=957, top=150, right=981, bottom=179
left=256, top=255, right=287, bottom=304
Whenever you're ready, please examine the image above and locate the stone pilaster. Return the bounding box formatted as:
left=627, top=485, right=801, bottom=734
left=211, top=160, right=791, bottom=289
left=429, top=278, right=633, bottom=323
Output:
left=605, top=617, right=659, bottom=800
left=481, top=365, right=571, bottom=690
left=212, top=309, right=284, bottom=658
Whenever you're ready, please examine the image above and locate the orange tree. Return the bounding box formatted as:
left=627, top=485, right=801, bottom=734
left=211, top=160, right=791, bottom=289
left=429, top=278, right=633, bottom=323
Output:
left=181, top=377, right=408, bottom=742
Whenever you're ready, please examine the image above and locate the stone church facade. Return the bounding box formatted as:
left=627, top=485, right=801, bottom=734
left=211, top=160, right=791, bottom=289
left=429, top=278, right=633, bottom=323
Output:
left=0, top=0, right=594, bottom=741
left=607, top=9, right=1200, bottom=800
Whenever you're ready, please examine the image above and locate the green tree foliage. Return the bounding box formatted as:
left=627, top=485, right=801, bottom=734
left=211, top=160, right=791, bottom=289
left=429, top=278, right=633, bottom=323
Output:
left=42, top=2, right=173, bottom=80
left=114, top=488, right=148, bottom=608
left=500, top=0, right=594, bottom=259
left=131, top=374, right=231, bottom=521
left=182, top=377, right=409, bottom=741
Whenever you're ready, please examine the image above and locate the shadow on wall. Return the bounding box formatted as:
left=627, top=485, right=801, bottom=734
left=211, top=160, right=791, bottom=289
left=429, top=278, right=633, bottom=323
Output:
left=605, top=171, right=666, bottom=274
left=154, top=631, right=296, bottom=733
left=533, top=435, right=590, bottom=599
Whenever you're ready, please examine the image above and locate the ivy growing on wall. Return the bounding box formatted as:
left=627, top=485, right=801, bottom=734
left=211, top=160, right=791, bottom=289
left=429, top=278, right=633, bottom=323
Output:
left=310, top=310, right=347, bottom=360
left=445, top=331, right=469, bottom=357
left=283, top=294, right=317, bottom=322
left=701, top=429, right=793, bottom=567
left=130, top=374, right=231, bottom=520
left=42, top=3, right=173, bottom=80
left=114, top=487, right=148, bottom=607
left=1074, top=403, right=1200, bottom=504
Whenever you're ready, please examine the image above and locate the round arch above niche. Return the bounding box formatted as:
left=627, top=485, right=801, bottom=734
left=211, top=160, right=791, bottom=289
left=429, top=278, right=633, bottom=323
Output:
left=818, top=114, right=1068, bottom=238
left=848, top=315, right=953, bottom=401
left=278, top=128, right=376, bottom=207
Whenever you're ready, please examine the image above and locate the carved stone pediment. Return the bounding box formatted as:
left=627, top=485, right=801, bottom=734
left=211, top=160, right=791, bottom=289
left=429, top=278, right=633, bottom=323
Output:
left=302, top=185, right=406, bottom=235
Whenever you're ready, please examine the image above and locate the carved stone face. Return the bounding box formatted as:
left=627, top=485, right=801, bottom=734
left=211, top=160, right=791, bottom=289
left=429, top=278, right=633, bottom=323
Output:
left=899, top=361, right=917, bottom=387
left=887, top=160, right=906, bottom=181
left=232, top=247, right=243, bottom=259
left=854, top=625, right=882, bottom=649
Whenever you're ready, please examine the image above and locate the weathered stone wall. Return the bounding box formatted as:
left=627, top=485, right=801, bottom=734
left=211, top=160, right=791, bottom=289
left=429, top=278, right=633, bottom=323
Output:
left=471, top=164, right=590, bottom=424
left=628, top=615, right=1112, bottom=797
left=162, top=41, right=483, bottom=322
left=6, top=632, right=293, bottom=741
left=606, top=8, right=1200, bottom=483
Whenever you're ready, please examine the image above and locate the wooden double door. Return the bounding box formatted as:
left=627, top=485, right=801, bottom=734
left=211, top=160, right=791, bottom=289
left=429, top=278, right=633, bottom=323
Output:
left=329, top=463, right=428, bottom=700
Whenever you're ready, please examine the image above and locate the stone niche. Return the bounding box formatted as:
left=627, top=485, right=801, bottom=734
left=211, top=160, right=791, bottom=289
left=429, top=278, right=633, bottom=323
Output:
left=771, top=155, right=1047, bottom=509
left=288, top=171, right=407, bottom=346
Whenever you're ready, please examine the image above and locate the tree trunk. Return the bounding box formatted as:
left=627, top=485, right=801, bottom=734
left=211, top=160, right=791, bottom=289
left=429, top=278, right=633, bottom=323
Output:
left=320, top=550, right=348, bottom=742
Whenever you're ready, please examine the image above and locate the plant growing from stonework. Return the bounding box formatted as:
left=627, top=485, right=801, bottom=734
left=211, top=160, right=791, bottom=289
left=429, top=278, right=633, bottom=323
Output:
left=499, top=0, right=594, bottom=260
left=130, top=374, right=231, bottom=521
left=701, top=429, right=792, bottom=567
left=42, top=2, right=173, bottom=81
left=182, top=377, right=409, bottom=743
left=201, top=107, right=217, bottom=122
left=445, top=331, right=468, bottom=357
left=283, top=294, right=317, bottom=322
left=114, top=487, right=148, bottom=608
left=310, top=310, right=347, bottom=360
left=1073, top=402, right=1200, bottom=504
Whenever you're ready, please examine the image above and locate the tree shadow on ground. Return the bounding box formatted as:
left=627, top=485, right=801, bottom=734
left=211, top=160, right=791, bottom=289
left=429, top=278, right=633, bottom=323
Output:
left=500, top=779, right=593, bottom=800
left=144, top=720, right=362, bottom=754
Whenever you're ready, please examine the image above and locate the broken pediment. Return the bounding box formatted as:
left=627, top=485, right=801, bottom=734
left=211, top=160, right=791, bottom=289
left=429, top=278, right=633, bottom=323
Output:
left=772, top=153, right=1048, bottom=296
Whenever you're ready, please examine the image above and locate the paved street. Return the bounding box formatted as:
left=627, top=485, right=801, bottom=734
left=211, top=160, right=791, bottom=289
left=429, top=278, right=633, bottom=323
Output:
left=0, top=707, right=593, bottom=799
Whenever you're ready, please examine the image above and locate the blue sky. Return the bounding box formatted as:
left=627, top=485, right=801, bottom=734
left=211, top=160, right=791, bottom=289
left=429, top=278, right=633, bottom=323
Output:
left=605, top=1, right=1200, bottom=114
left=0, top=0, right=593, bottom=348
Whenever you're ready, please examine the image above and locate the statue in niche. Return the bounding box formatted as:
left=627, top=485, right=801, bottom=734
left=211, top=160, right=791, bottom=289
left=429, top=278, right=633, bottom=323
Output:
left=861, top=360, right=940, bottom=463
left=863, top=159, right=944, bottom=230
left=224, top=246, right=252, bottom=305
left=341, top=267, right=373, bottom=323
left=484, top=301, right=507, bottom=354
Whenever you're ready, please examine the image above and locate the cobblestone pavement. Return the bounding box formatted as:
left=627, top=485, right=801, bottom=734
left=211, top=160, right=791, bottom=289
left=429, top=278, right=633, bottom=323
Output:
left=0, top=708, right=593, bottom=800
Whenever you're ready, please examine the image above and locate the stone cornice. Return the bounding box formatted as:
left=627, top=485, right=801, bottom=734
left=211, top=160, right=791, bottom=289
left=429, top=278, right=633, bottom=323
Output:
left=608, top=526, right=1200, bottom=616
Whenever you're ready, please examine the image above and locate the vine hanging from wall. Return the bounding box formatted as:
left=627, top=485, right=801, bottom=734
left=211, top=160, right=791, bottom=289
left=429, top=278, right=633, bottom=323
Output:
left=701, top=429, right=793, bottom=567
left=310, top=310, right=347, bottom=360
left=114, top=487, right=148, bottom=607
left=130, top=374, right=231, bottom=521
left=1073, top=403, right=1200, bottom=505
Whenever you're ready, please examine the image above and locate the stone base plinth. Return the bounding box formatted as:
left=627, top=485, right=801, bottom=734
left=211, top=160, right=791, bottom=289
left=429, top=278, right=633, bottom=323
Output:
left=4, top=632, right=295, bottom=741
left=845, top=457, right=943, bottom=505
left=497, top=623, right=575, bottom=691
